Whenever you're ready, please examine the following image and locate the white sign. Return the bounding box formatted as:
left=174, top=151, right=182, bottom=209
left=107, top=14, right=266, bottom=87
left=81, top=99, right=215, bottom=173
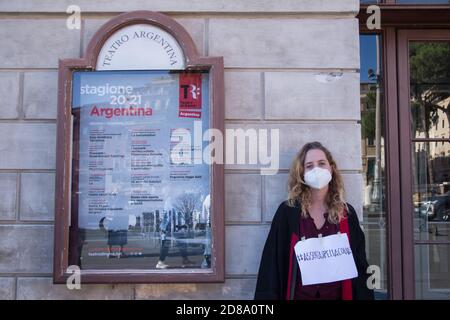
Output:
left=294, top=233, right=358, bottom=286
left=96, top=24, right=185, bottom=70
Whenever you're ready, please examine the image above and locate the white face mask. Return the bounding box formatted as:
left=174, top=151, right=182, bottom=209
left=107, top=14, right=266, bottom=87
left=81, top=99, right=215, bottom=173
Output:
left=304, top=167, right=332, bottom=189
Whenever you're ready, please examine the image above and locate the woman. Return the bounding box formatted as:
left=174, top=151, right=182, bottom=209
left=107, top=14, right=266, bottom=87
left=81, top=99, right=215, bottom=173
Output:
left=255, top=141, right=374, bottom=300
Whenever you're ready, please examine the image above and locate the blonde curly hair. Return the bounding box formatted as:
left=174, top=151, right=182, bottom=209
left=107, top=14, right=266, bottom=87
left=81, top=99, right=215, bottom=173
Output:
left=287, top=141, right=348, bottom=224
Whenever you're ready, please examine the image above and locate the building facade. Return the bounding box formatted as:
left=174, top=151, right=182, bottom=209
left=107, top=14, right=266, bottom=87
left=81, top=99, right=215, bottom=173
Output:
left=0, top=0, right=449, bottom=300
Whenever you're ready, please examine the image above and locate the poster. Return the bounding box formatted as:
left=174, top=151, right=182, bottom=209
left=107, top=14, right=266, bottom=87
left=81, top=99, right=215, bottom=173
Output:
left=71, top=70, right=211, bottom=270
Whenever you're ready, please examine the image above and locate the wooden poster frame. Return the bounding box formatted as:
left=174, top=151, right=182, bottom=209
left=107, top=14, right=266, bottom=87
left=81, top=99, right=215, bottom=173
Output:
left=54, top=11, right=224, bottom=284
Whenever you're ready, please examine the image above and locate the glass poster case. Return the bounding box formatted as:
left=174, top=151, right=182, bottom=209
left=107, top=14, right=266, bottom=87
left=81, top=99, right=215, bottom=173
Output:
left=70, top=70, right=212, bottom=272
left=54, top=11, right=224, bottom=284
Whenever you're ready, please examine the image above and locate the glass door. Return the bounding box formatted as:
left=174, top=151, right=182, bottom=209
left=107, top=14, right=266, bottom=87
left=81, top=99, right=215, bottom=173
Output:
left=360, top=34, right=389, bottom=299
left=398, top=30, right=450, bottom=299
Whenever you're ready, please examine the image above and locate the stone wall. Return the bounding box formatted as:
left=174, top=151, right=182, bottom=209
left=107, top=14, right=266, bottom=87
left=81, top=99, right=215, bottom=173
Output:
left=0, top=0, right=361, bottom=300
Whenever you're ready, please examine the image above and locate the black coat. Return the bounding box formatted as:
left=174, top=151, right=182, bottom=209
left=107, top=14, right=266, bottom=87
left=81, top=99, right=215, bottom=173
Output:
left=254, top=200, right=374, bottom=300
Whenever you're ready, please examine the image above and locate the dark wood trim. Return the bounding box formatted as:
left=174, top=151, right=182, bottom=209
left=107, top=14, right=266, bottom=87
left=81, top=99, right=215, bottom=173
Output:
left=68, top=108, right=80, bottom=267
left=54, top=58, right=80, bottom=283
left=359, top=27, right=383, bottom=34
left=208, top=56, right=225, bottom=283
left=54, top=11, right=225, bottom=284
left=384, top=27, right=404, bottom=300
left=396, top=29, right=450, bottom=39
left=397, top=28, right=416, bottom=300
left=84, top=11, right=200, bottom=69
left=359, top=5, right=450, bottom=26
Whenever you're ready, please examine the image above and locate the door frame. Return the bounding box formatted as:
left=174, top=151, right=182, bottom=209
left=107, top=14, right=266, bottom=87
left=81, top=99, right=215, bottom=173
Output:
left=360, top=1, right=450, bottom=298
left=397, top=29, right=450, bottom=299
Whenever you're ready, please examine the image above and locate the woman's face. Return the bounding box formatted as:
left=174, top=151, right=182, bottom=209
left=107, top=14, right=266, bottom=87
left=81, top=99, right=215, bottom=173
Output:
left=304, top=149, right=332, bottom=173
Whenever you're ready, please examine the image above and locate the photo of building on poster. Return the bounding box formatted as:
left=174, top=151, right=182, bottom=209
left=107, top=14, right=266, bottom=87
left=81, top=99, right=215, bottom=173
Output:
left=71, top=70, right=212, bottom=270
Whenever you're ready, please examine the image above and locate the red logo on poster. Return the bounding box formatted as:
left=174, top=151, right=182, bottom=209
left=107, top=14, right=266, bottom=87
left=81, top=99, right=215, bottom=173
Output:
left=179, top=73, right=202, bottom=110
